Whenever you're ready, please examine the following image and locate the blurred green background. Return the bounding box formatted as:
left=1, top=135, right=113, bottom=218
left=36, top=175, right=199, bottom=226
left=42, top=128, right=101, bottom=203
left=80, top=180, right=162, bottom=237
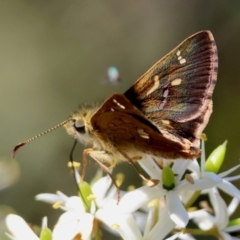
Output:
left=0, top=0, right=240, bottom=239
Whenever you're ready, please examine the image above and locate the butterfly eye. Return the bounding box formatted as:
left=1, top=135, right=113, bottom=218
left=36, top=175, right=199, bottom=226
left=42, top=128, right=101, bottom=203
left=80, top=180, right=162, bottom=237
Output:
left=73, top=118, right=85, bottom=133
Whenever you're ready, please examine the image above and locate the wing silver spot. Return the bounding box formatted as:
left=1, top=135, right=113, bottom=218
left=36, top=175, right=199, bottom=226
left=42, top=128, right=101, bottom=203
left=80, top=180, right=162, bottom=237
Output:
left=161, top=120, right=170, bottom=125
left=171, top=78, right=182, bottom=86
left=146, top=75, right=160, bottom=96
left=137, top=128, right=150, bottom=140
left=113, top=99, right=126, bottom=109
left=177, top=51, right=186, bottom=64
left=180, top=58, right=186, bottom=64
left=159, top=88, right=169, bottom=110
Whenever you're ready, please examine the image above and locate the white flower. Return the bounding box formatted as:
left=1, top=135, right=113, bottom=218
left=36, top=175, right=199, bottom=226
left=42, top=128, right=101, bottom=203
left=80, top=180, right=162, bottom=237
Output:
left=96, top=199, right=177, bottom=240
left=189, top=189, right=240, bottom=240
left=53, top=211, right=94, bottom=240
left=10, top=141, right=240, bottom=240
left=188, top=140, right=240, bottom=200
left=36, top=172, right=136, bottom=240
left=117, top=155, right=222, bottom=228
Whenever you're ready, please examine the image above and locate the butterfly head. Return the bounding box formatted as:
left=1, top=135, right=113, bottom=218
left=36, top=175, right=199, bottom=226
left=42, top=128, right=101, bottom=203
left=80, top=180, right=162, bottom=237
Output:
left=64, top=105, right=99, bottom=146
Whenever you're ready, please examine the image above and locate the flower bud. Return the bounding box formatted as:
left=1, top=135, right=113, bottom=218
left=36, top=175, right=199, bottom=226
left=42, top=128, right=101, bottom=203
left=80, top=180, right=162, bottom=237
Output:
left=40, top=227, right=52, bottom=240
left=79, top=180, right=93, bottom=211
left=162, top=166, right=175, bottom=190
left=205, top=141, right=227, bottom=173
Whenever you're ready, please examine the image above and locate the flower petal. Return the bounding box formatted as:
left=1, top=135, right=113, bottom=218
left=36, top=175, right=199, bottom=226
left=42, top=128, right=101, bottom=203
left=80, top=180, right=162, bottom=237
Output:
left=224, top=175, right=240, bottom=182
left=172, top=160, right=191, bottom=181
left=64, top=196, right=86, bottom=213
left=177, top=233, right=196, bottom=240
left=189, top=210, right=215, bottom=230
left=146, top=206, right=176, bottom=240
left=35, top=193, right=66, bottom=205
left=143, top=202, right=156, bottom=237
left=175, top=175, right=220, bottom=191
left=164, top=233, right=181, bottom=240
left=118, top=186, right=166, bottom=213
left=219, top=231, right=235, bottom=240
left=187, top=159, right=200, bottom=175
left=208, top=189, right=228, bottom=229
left=92, top=175, right=112, bottom=202
left=96, top=209, right=143, bottom=240
left=53, top=212, right=94, bottom=240
left=166, top=191, right=189, bottom=227
left=6, top=214, right=39, bottom=240
left=218, top=179, right=240, bottom=199
left=41, top=216, right=48, bottom=230
left=219, top=164, right=240, bottom=178
left=133, top=211, right=147, bottom=233
left=138, top=156, right=161, bottom=179
left=227, top=197, right=239, bottom=216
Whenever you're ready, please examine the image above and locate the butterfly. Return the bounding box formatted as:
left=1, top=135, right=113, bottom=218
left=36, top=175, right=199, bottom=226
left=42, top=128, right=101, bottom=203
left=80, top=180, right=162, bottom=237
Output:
left=13, top=31, right=218, bottom=187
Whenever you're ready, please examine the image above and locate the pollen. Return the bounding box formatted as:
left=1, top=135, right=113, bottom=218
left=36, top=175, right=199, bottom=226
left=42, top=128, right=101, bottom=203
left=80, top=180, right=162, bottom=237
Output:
left=53, top=201, right=63, bottom=209
left=67, top=161, right=81, bottom=170
left=185, top=174, right=195, bottom=184
left=111, top=224, right=120, bottom=229
left=116, top=173, right=125, bottom=187
left=87, top=194, right=96, bottom=201
left=127, top=185, right=136, bottom=191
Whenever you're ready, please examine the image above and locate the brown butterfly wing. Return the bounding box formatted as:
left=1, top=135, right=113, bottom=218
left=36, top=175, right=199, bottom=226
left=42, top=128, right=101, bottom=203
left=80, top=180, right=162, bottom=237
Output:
left=124, top=31, right=218, bottom=146
left=90, top=94, right=200, bottom=159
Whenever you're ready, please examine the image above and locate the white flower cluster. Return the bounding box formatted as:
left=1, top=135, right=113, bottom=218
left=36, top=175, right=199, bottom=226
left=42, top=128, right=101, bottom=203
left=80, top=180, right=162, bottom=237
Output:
left=5, top=141, right=240, bottom=240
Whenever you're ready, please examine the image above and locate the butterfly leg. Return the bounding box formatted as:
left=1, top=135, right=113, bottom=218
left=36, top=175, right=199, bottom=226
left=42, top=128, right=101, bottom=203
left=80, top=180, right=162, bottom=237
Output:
left=117, top=149, right=159, bottom=187
left=82, top=148, right=115, bottom=179
left=83, top=148, right=121, bottom=202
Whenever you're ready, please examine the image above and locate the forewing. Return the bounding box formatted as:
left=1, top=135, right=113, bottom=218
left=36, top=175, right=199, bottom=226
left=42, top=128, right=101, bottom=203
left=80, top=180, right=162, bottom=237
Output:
left=90, top=94, right=200, bottom=159
left=124, top=31, right=218, bottom=145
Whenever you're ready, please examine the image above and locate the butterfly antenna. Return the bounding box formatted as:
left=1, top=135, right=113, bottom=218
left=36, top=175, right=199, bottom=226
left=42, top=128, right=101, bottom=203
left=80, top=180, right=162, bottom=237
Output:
left=12, top=119, right=72, bottom=158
